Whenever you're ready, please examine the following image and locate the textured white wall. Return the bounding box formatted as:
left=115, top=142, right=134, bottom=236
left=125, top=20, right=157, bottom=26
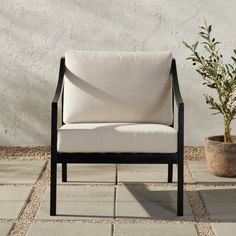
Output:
left=0, top=0, right=236, bottom=146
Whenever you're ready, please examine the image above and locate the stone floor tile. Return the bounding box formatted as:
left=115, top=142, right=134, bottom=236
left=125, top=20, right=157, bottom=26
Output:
left=118, top=164, right=176, bottom=172
left=58, top=171, right=115, bottom=183
left=118, top=171, right=177, bottom=183
left=0, top=160, right=46, bottom=184
left=212, top=223, right=236, bottom=236
left=36, top=185, right=114, bottom=220
left=42, top=185, right=114, bottom=202
left=116, top=185, right=193, bottom=220
left=58, top=164, right=116, bottom=172
left=36, top=201, right=114, bottom=220
left=118, top=164, right=177, bottom=183
left=187, top=161, right=209, bottom=171
left=117, top=185, right=188, bottom=203
left=200, top=186, right=236, bottom=202
left=116, top=201, right=193, bottom=220
left=114, top=223, right=198, bottom=236
left=0, top=186, right=32, bottom=201
left=57, top=164, right=116, bottom=183
left=187, top=161, right=236, bottom=184
left=0, top=186, right=32, bottom=219
left=205, top=203, right=236, bottom=221
left=0, top=202, right=27, bottom=219
left=27, top=223, right=112, bottom=236
left=199, top=185, right=236, bottom=221
left=0, top=223, right=13, bottom=236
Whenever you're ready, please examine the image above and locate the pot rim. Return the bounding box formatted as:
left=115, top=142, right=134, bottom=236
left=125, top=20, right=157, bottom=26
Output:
left=205, top=135, right=236, bottom=144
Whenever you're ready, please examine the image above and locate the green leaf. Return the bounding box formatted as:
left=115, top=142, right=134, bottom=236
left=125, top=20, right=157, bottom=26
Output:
left=207, top=84, right=216, bottom=89
left=212, top=112, right=221, bottom=115
left=202, top=41, right=211, bottom=46
left=231, top=56, right=236, bottom=63
left=207, top=25, right=212, bottom=33
left=193, top=41, right=199, bottom=50
left=213, top=42, right=221, bottom=46
left=225, top=64, right=230, bottom=74
left=225, top=80, right=232, bottom=92
left=199, top=32, right=206, bottom=36
left=194, top=51, right=201, bottom=60
left=196, top=69, right=203, bottom=76
left=186, top=57, right=196, bottom=61
left=204, top=45, right=211, bottom=53
left=228, top=64, right=234, bottom=70
left=183, top=41, right=192, bottom=49
left=200, top=35, right=209, bottom=40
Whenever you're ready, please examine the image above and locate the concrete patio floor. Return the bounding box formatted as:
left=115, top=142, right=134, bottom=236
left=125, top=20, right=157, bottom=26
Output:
left=0, top=147, right=235, bottom=236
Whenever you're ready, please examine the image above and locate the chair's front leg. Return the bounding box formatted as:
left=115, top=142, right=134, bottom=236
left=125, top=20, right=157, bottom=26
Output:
left=177, top=153, right=184, bottom=216
left=62, top=162, right=67, bottom=182
left=168, top=164, right=173, bottom=183
left=176, top=99, right=184, bottom=216
left=50, top=154, right=57, bottom=216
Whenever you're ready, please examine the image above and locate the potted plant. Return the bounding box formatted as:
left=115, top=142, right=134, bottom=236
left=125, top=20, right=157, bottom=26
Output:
left=183, top=22, right=236, bottom=177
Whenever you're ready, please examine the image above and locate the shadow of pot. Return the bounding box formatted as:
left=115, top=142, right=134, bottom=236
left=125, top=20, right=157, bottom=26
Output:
left=205, top=135, right=236, bottom=177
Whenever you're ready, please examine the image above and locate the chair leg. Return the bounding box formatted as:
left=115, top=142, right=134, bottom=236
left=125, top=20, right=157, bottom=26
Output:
left=50, top=156, right=57, bottom=216
left=62, top=162, right=67, bottom=182
left=168, top=164, right=173, bottom=183
left=177, top=161, right=184, bottom=216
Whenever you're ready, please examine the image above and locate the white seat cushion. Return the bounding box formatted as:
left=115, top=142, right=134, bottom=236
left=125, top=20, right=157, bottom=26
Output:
left=63, top=51, right=173, bottom=125
left=57, top=123, right=177, bottom=153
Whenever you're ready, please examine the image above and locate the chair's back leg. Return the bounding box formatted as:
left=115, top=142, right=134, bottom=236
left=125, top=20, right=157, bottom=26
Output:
left=168, top=164, right=173, bottom=183
left=62, top=162, right=67, bottom=182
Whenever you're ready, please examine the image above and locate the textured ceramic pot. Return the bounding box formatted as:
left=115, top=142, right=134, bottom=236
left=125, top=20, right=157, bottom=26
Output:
left=205, top=135, right=236, bottom=177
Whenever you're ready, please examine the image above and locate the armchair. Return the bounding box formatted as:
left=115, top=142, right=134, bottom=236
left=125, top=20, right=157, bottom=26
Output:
left=50, top=51, right=184, bottom=216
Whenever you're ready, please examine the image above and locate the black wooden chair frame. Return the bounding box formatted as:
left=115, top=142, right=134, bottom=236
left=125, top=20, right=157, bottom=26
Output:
left=50, top=57, right=184, bottom=216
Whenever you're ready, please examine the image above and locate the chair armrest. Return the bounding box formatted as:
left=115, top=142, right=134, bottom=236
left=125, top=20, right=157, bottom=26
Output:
left=171, top=59, right=184, bottom=154
left=171, top=59, right=184, bottom=111
left=52, top=57, right=65, bottom=105
left=51, top=57, right=65, bottom=154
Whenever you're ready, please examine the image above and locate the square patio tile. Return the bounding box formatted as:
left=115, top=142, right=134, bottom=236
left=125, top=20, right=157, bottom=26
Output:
left=117, top=185, right=189, bottom=203
left=27, top=223, right=112, bottom=236
left=0, top=186, right=32, bottom=219
left=118, top=164, right=177, bottom=183
left=58, top=164, right=116, bottom=172
left=57, top=164, right=116, bottom=183
left=42, top=185, right=114, bottom=202
left=187, top=161, right=236, bottom=184
left=212, top=223, right=236, bottom=236
left=36, top=185, right=114, bottom=220
left=0, top=160, right=46, bottom=184
left=0, top=223, right=14, bottom=236
left=114, top=223, right=198, bottom=236
left=199, top=185, right=236, bottom=221
left=116, top=185, right=193, bottom=220
left=118, top=164, right=174, bottom=172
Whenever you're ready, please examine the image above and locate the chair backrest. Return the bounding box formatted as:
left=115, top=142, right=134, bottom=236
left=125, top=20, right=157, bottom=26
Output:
left=63, top=50, right=173, bottom=125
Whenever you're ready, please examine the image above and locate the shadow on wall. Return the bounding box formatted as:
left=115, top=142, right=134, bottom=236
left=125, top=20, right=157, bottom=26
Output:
left=0, top=0, right=176, bottom=146
left=0, top=63, right=55, bottom=146
left=0, top=3, right=63, bottom=146
left=4, top=1, right=234, bottom=145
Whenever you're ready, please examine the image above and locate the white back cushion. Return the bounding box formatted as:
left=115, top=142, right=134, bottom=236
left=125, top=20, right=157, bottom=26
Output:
left=63, top=51, right=173, bottom=124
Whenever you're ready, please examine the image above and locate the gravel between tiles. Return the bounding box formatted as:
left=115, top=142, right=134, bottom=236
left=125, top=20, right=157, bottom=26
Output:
left=0, top=146, right=215, bottom=236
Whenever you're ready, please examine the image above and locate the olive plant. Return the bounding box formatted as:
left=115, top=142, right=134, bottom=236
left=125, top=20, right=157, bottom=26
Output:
left=183, top=22, right=236, bottom=143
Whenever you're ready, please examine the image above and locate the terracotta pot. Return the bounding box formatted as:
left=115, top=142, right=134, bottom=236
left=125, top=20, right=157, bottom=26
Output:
left=205, top=135, right=236, bottom=177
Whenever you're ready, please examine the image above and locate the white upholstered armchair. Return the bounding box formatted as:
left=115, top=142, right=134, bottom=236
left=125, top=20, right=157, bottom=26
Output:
left=51, top=51, right=184, bottom=216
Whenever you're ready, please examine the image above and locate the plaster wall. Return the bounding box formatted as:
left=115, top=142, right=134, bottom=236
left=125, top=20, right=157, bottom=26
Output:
left=0, top=0, right=236, bottom=146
